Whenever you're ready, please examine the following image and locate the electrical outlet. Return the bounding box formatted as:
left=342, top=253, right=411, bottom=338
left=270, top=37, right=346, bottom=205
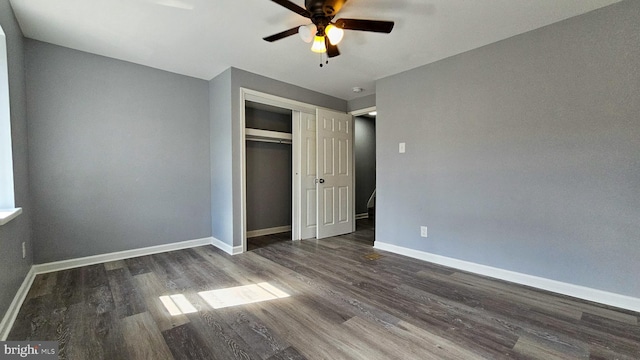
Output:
left=420, top=226, right=428, bottom=238
left=22, top=242, right=26, bottom=259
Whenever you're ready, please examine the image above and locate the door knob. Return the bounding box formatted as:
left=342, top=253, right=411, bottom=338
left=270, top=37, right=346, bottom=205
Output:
left=318, top=178, right=325, bottom=184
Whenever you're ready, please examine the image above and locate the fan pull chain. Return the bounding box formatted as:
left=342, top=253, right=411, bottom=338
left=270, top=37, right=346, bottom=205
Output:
left=319, top=53, right=329, bottom=68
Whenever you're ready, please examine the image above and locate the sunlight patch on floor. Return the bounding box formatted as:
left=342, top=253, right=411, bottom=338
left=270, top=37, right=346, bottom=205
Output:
left=159, top=294, right=198, bottom=316
left=198, top=282, right=290, bottom=309
left=159, top=282, right=290, bottom=315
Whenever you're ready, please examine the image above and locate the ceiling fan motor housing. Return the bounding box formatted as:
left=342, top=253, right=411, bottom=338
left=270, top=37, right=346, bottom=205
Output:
left=305, top=0, right=346, bottom=16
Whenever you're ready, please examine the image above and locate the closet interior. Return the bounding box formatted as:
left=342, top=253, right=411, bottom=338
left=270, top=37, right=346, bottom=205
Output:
left=245, top=101, right=293, bottom=250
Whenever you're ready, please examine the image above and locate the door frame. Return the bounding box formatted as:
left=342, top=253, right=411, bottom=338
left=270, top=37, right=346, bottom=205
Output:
left=349, top=106, right=376, bottom=117
left=240, top=88, right=318, bottom=253
left=349, top=106, right=376, bottom=230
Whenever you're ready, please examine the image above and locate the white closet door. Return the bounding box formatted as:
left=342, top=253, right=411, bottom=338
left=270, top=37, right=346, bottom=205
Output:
left=316, top=108, right=354, bottom=239
left=299, top=112, right=317, bottom=239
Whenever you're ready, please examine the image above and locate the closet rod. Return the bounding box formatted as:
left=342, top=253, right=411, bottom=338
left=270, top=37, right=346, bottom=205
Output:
left=246, top=137, right=292, bottom=145
left=245, top=128, right=293, bottom=144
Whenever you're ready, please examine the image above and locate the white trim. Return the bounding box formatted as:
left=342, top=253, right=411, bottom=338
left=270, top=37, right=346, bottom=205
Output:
left=0, top=27, right=16, bottom=210
left=0, top=267, right=35, bottom=340
left=211, top=236, right=243, bottom=255
left=243, top=89, right=317, bottom=114
left=374, top=241, right=640, bottom=313
left=355, top=213, right=369, bottom=220
left=33, top=237, right=214, bottom=274
left=240, top=89, right=248, bottom=253
left=0, top=207, right=21, bottom=226
left=349, top=106, right=376, bottom=117
left=351, top=113, right=356, bottom=233
left=246, top=225, right=292, bottom=238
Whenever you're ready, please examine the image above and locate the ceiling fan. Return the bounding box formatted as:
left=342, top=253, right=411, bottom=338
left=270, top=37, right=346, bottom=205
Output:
left=263, top=0, right=394, bottom=63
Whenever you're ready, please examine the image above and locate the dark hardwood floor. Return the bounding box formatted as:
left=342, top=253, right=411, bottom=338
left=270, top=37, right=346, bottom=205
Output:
left=9, top=219, right=639, bottom=359
left=247, top=232, right=293, bottom=251
left=247, top=218, right=375, bottom=251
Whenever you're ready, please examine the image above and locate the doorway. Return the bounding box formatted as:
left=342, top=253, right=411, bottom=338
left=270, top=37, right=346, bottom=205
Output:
left=351, top=107, right=376, bottom=231
left=240, top=89, right=356, bottom=252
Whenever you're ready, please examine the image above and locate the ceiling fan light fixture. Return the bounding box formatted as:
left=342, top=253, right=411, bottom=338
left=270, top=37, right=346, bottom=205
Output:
left=311, top=35, right=327, bottom=53
left=298, top=24, right=316, bottom=43
left=263, top=0, right=395, bottom=62
left=325, top=24, right=344, bottom=45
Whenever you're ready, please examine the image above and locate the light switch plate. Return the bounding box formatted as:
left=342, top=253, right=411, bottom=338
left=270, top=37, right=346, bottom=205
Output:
left=399, top=142, right=406, bottom=153
left=420, top=226, right=428, bottom=238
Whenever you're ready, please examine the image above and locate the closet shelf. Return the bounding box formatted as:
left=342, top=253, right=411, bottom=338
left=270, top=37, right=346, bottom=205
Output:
left=245, top=128, right=292, bottom=144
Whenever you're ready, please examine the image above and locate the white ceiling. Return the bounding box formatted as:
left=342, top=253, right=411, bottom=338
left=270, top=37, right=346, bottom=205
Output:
left=9, top=0, right=620, bottom=100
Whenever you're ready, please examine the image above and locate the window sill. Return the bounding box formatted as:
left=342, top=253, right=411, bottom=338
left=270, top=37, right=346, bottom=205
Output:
left=0, top=208, right=22, bottom=226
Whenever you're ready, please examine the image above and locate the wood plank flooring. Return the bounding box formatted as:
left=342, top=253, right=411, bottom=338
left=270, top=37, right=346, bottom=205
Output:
left=247, top=231, right=295, bottom=251
left=8, top=219, right=639, bottom=359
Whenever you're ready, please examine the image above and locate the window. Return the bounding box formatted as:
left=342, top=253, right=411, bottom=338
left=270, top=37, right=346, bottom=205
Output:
left=0, top=25, right=20, bottom=225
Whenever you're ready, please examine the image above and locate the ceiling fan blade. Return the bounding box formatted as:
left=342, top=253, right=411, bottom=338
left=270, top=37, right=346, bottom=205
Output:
left=263, top=26, right=301, bottom=42
left=325, top=37, right=340, bottom=58
left=270, top=0, right=310, bottom=18
left=335, top=18, right=394, bottom=33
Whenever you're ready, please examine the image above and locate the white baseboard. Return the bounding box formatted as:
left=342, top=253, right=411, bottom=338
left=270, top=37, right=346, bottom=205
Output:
left=246, top=225, right=292, bottom=238
left=355, top=213, right=369, bottom=220
left=33, top=237, right=214, bottom=275
left=374, top=241, right=640, bottom=313
left=211, top=236, right=243, bottom=255
left=0, top=267, right=35, bottom=340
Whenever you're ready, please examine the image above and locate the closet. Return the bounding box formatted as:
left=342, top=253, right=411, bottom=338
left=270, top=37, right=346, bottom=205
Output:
left=244, top=101, right=293, bottom=243
left=240, top=88, right=355, bottom=252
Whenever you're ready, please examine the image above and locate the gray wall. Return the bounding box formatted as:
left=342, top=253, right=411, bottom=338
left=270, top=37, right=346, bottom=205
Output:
left=0, top=0, right=32, bottom=323
left=209, top=69, right=233, bottom=245
left=246, top=142, right=292, bottom=231
left=355, top=116, right=375, bottom=215
left=376, top=0, right=640, bottom=297
left=209, top=68, right=347, bottom=246
left=26, top=40, right=211, bottom=263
